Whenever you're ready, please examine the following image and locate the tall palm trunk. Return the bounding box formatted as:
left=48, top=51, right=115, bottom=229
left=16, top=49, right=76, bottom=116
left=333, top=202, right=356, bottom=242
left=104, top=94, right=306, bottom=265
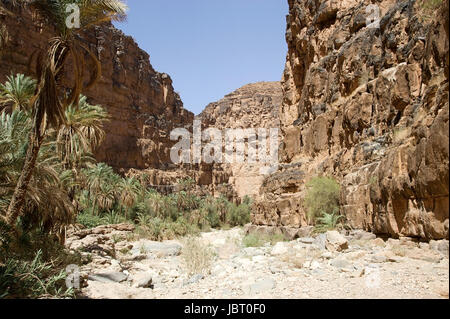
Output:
left=5, top=109, right=44, bottom=225
left=6, top=47, right=68, bottom=227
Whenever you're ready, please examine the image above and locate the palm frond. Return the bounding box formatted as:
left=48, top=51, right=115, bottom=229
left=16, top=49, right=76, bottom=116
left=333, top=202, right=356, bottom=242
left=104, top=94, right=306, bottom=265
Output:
left=0, top=74, right=37, bottom=112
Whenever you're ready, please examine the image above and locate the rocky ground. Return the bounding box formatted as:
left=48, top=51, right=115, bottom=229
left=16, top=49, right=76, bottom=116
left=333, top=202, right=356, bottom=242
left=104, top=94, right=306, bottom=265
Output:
left=65, top=224, right=449, bottom=299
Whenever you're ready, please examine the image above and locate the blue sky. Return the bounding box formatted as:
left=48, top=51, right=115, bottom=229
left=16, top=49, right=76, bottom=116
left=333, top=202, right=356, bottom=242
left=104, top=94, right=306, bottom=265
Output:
left=114, top=0, right=289, bottom=115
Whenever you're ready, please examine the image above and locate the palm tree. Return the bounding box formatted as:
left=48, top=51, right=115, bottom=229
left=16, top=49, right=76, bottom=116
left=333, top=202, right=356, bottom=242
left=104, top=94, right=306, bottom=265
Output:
left=118, top=177, right=140, bottom=218
left=0, top=110, right=30, bottom=212
left=0, top=74, right=37, bottom=113
left=54, top=95, right=109, bottom=169
left=96, top=182, right=116, bottom=212
left=82, top=163, right=119, bottom=215
left=5, top=0, right=127, bottom=227
left=0, top=109, right=74, bottom=236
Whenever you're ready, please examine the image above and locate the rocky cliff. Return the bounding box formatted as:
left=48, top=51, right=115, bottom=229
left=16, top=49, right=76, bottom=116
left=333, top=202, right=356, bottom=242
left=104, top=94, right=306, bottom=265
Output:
left=199, top=82, right=283, bottom=199
left=0, top=4, right=193, bottom=171
left=254, top=0, right=449, bottom=240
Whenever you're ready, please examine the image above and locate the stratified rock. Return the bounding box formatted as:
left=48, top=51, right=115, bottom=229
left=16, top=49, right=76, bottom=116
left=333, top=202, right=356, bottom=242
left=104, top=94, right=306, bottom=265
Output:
left=253, top=0, right=449, bottom=241
left=0, top=4, right=194, bottom=171
left=199, top=82, right=282, bottom=200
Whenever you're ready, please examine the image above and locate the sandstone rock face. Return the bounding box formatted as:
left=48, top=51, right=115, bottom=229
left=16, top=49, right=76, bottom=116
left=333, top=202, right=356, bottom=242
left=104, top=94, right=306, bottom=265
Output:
left=254, top=0, right=449, bottom=240
left=0, top=5, right=193, bottom=171
left=199, top=82, right=282, bottom=199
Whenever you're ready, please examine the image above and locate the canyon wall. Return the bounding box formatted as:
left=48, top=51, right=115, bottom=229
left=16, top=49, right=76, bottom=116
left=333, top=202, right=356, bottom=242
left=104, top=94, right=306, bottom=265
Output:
left=131, top=82, right=283, bottom=201
left=254, top=0, right=449, bottom=240
left=199, top=82, right=283, bottom=199
left=0, top=4, right=193, bottom=171
left=1, top=1, right=448, bottom=240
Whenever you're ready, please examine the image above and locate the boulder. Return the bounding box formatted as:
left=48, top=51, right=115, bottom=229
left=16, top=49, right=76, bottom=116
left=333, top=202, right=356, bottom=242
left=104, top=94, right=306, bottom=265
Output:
left=325, top=231, right=349, bottom=252
left=132, top=273, right=154, bottom=289
left=271, top=242, right=289, bottom=256
left=430, top=240, right=449, bottom=257
left=88, top=272, right=128, bottom=284
left=132, top=241, right=182, bottom=257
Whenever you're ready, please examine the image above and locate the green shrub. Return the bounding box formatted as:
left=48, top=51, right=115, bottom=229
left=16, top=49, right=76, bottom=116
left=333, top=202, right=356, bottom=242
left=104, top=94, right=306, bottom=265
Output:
left=0, top=220, right=12, bottom=260
left=169, top=217, right=199, bottom=238
left=198, top=195, right=250, bottom=229
left=200, top=197, right=221, bottom=228
left=136, top=211, right=152, bottom=226
left=76, top=212, right=104, bottom=229
left=226, top=202, right=251, bottom=227
left=242, top=233, right=287, bottom=248
left=314, top=210, right=344, bottom=233
left=242, top=234, right=263, bottom=247
left=146, top=218, right=164, bottom=241
left=101, top=210, right=127, bottom=225
left=188, top=209, right=210, bottom=230
left=0, top=250, right=74, bottom=299
left=304, top=176, right=340, bottom=223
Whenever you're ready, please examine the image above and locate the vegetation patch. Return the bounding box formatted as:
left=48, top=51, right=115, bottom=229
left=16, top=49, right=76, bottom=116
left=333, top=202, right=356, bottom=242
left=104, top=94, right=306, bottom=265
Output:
left=304, top=176, right=343, bottom=232
left=242, top=233, right=288, bottom=248
left=180, top=236, right=215, bottom=276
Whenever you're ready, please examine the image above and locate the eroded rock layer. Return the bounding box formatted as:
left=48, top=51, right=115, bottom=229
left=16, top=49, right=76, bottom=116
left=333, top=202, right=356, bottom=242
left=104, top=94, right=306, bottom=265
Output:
left=131, top=82, right=283, bottom=201
left=254, top=0, right=449, bottom=240
left=199, top=82, right=283, bottom=199
left=0, top=5, right=193, bottom=171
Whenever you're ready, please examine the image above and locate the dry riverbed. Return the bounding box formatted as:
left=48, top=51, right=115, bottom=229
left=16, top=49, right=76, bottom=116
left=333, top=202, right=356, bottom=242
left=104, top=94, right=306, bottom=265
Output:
left=65, top=224, right=449, bottom=299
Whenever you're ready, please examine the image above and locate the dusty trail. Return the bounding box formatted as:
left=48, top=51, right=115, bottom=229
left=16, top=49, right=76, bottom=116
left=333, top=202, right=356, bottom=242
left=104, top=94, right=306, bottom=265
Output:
left=66, top=225, right=449, bottom=299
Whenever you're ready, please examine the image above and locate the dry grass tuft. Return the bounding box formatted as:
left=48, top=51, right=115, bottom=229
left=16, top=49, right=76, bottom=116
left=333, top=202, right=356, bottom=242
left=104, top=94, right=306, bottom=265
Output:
left=181, top=236, right=215, bottom=276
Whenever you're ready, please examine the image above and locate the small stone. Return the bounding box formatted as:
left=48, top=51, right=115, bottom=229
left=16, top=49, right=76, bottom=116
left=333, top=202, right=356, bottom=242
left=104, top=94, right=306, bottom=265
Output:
left=298, top=237, right=315, bottom=244
left=88, top=272, right=128, bottom=283
left=330, top=258, right=352, bottom=269
left=345, top=251, right=367, bottom=261
left=321, top=251, right=333, bottom=259
left=351, top=230, right=377, bottom=241
left=371, top=254, right=388, bottom=263
left=297, top=226, right=314, bottom=238
left=430, top=240, right=449, bottom=257
left=249, top=279, right=276, bottom=294
left=184, top=274, right=204, bottom=286
left=132, top=273, right=153, bottom=288
left=371, top=238, right=386, bottom=248
left=271, top=242, right=289, bottom=256
left=325, top=231, right=349, bottom=252
left=313, top=233, right=327, bottom=250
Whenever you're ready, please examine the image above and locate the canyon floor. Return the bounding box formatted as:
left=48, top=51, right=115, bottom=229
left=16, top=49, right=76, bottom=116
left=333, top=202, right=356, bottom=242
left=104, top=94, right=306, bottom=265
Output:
left=67, top=225, right=449, bottom=299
